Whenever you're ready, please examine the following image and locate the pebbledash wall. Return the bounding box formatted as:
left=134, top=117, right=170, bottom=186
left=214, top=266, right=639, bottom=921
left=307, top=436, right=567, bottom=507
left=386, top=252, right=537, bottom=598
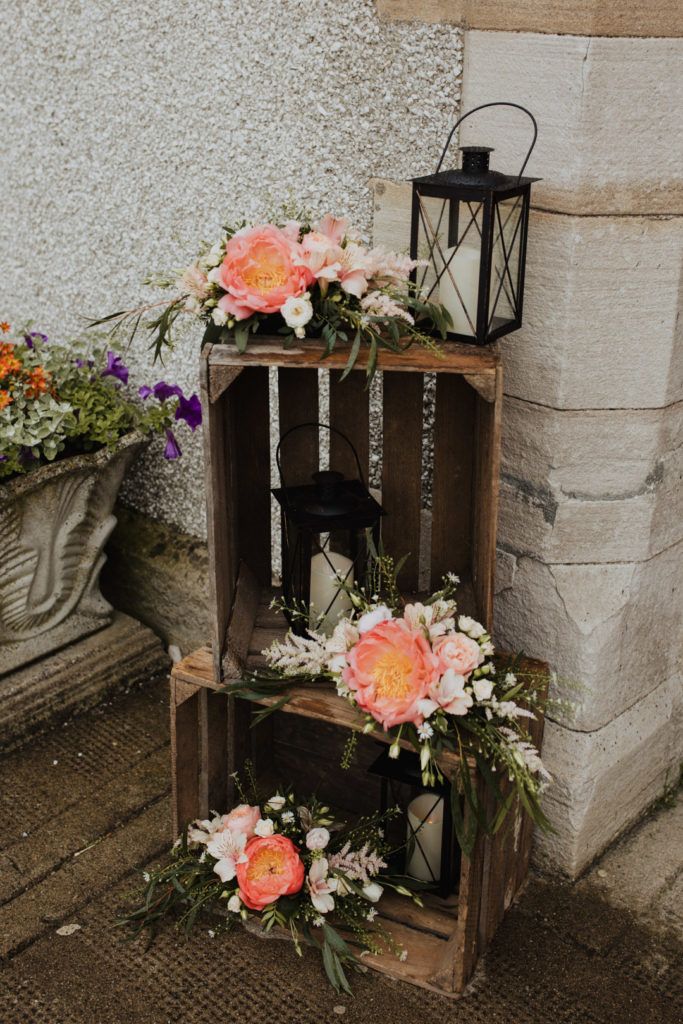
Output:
left=2, top=1, right=681, bottom=875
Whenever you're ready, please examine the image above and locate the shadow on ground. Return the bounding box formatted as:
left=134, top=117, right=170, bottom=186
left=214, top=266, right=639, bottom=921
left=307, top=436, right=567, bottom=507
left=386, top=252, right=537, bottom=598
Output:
left=1, top=679, right=681, bottom=1024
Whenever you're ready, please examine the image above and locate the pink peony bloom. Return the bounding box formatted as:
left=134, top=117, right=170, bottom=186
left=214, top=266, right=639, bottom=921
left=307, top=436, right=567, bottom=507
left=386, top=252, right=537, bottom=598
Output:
left=222, top=804, right=261, bottom=839
left=433, top=633, right=484, bottom=678
left=236, top=834, right=305, bottom=911
left=342, top=619, right=439, bottom=730
left=217, top=225, right=309, bottom=319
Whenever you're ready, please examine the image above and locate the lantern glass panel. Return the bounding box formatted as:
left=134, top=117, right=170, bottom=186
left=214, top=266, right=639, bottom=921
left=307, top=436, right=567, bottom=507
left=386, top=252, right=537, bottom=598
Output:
left=488, top=193, right=524, bottom=332
left=414, top=192, right=486, bottom=340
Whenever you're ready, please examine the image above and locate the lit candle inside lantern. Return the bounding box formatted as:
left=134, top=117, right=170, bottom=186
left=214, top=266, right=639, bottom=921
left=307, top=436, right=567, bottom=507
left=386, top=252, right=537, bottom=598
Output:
left=438, top=242, right=480, bottom=336
left=406, top=793, right=444, bottom=883
left=309, top=550, right=354, bottom=636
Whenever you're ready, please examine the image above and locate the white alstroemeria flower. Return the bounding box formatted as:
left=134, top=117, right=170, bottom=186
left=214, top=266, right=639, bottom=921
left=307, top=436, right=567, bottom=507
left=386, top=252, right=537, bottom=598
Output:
left=206, top=830, right=248, bottom=883
left=187, top=814, right=227, bottom=845
left=266, top=795, right=286, bottom=812
left=227, top=894, right=241, bottom=913
left=211, top=306, right=228, bottom=326
left=306, top=827, right=330, bottom=851
left=358, top=605, right=393, bottom=634
left=458, top=615, right=486, bottom=639
left=307, top=858, right=338, bottom=914
left=254, top=818, right=275, bottom=837
left=282, top=293, right=313, bottom=330
left=429, top=669, right=474, bottom=717
left=417, top=698, right=439, bottom=719
left=473, top=677, right=494, bottom=702
left=362, top=881, right=383, bottom=903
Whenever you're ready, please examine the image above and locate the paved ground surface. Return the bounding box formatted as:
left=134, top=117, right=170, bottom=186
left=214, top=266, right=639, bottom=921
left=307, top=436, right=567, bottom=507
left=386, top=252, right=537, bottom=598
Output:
left=1, top=677, right=681, bottom=1024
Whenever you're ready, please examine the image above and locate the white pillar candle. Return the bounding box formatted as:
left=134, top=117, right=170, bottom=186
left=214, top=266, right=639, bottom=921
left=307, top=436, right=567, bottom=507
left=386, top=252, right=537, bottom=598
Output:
left=406, top=793, right=444, bottom=883
left=438, top=243, right=480, bottom=336
left=309, top=550, right=354, bottom=636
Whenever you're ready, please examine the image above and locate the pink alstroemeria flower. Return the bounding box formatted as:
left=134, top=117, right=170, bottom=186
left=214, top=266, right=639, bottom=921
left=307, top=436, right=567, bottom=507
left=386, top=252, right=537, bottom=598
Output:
left=307, top=858, right=338, bottom=914
left=206, top=829, right=249, bottom=883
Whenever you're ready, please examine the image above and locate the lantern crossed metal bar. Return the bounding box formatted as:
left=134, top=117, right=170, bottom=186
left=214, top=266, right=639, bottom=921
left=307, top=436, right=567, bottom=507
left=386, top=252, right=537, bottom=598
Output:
left=369, top=747, right=460, bottom=900
left=410, top=101, right=539, bottom=346
left=272, top=423, right=384, bottom=636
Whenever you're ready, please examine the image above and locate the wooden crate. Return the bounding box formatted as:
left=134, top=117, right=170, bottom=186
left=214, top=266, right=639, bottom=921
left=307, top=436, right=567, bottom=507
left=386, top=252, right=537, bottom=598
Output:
left=170, top=633, right=546, bottom=996
left=200, top=336, right=503, bottom=683
left=170, top=335, right=535, bottom=995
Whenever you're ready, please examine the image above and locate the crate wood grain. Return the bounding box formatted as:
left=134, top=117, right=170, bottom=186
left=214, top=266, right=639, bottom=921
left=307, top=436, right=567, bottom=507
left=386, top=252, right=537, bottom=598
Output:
left=169, top=588, right=547, bottom=996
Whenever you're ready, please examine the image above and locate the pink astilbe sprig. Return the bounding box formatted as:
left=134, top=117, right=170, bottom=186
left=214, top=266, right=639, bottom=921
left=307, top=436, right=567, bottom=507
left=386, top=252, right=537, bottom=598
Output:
left=328, top=842, right=387, bottom=884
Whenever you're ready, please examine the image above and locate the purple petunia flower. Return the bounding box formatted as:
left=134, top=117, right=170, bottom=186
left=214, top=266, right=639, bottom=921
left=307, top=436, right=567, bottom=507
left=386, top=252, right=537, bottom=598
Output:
left=138, top=385, right=153, bottom=400
left=175, top=393, right=202, bottom=432
left=163, top=428, right=182, bottom=460
left=102, top=351, right=129, bottom=385
left=75, top=357, right=95, bottom=369
left=24, top=332, right=49, bottom=349
left=153, top=381, right=183, bottom=402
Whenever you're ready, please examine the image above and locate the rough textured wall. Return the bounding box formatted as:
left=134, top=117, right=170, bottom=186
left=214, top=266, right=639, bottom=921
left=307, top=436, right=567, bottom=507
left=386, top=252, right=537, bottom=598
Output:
left=1, top=0, right=462, bottom=538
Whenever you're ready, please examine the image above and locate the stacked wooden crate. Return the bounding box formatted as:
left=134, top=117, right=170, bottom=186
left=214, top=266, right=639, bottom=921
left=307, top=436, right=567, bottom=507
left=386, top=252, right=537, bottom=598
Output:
left=170, top=337, right=545, bottom=995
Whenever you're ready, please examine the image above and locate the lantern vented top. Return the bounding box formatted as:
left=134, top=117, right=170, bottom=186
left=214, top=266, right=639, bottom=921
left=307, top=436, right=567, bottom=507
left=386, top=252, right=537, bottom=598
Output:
left=460, top=146, right=494, bottom=175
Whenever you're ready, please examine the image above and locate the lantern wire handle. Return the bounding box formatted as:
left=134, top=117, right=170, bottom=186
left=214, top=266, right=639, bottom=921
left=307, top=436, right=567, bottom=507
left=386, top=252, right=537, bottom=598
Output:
left=435, top=101, right=538, bottom=183
left=275, top=422, right=367, bottom=492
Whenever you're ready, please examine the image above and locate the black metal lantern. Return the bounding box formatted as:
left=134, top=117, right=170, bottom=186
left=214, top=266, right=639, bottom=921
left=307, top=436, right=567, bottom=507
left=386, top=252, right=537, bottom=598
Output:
left=369, top=747, right=459, bottom=900
left=410, top=101, right=539, bottom=346
left=273, top=423, right=384, bottom=636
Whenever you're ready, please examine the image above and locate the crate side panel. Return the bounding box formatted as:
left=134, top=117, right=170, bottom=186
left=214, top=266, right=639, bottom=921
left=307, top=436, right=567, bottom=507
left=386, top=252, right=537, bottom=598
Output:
left=231, top=367, right=272, bottom=586
left=382, top=372, right=424, bottom=592
left=471, top=365, right=503, bottom=630
left=329, top=370, right=370, bottom=484
left=431, top=375, right=477, bottom=598
left=277, top=368, right=320, bottom=486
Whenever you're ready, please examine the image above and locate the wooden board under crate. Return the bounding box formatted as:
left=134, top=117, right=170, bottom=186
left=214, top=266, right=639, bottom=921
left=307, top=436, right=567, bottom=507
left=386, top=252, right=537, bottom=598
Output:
left=170, top=582, right=547, bottom=996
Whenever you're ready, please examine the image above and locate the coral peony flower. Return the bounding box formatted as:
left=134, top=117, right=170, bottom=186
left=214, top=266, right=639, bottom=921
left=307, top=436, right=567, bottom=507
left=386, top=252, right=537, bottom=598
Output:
left=222, top=804, right=260, bottom=839
left=217, top=224, right=309, bottom=319
left=433, top=633, right=484, bottom=678
left=236, top=834, right=305, bottom=911
left=342, top=619, right=439, bottom=730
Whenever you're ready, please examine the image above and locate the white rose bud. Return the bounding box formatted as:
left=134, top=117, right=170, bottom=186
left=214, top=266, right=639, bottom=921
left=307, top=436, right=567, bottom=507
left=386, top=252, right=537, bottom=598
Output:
left=281, top=294, right=313, bottom=330
left=254, top=818, right=274, bottom=837
left=211, top=307, right=228, bottom=326
left=362, top=882, right=383, bottom=903
left=305, top=827, right=330, bottom=851
left=227, top=894, right=241, bottom=913
left=473, top=677, right=494, bottom=701
left=388, top=741, right=401, bottom=759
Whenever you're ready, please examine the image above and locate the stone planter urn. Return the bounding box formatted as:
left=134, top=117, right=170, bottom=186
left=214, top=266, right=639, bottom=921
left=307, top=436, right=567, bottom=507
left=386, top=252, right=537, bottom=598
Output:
left=0, top=431, right=147, bottom=676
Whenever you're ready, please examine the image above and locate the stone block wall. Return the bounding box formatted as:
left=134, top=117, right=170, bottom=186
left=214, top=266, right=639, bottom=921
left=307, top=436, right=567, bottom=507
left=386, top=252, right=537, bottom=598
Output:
left=380, top=0, right=683, bottom=874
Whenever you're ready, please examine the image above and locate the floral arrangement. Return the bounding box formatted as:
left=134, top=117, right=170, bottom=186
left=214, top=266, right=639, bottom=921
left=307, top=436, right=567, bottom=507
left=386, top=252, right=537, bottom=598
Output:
left=229, top=556, right=552, bottom=855
left=123, top=780, right=418, bottom=993
left=92, top=211, right=451, bottom=378
left=0, top=321, right=201, bottom=479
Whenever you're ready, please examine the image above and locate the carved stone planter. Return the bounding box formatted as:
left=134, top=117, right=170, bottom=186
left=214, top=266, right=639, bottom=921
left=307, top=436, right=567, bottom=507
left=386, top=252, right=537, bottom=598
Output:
left=0, top=432, right=147, bottom=676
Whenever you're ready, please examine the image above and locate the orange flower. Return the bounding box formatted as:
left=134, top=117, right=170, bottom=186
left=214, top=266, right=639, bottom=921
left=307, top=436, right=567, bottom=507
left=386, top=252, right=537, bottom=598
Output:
left=24, top=366, right=51, bottom=398
left=235, top=834, right=305, bottom=910
left=0, top=321, right=10, bottom=333
left=0, top=389, right=11, bottom=410
left=0, top=343, right=21, bottom=381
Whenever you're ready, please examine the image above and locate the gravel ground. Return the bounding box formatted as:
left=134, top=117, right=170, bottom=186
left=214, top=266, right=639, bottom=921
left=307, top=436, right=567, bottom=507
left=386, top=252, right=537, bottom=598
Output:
left=1, top=678, right=681, bottom=1024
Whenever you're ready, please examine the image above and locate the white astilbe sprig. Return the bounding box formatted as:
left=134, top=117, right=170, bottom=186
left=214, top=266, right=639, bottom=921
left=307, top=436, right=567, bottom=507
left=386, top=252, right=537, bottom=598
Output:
left=328, top=842, right=387, bottom=884
left=264, top=629, right=329, bottom=677
left=498, top=727, right=552, bottom=784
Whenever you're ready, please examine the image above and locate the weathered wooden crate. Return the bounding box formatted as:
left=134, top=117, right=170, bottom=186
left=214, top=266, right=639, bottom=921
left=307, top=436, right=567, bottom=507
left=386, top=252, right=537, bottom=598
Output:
left=200, top=335, right=503, bottom=683
left=170, top=641, right=546, bottom=995
left=165, top=336, right=544, bottom=995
